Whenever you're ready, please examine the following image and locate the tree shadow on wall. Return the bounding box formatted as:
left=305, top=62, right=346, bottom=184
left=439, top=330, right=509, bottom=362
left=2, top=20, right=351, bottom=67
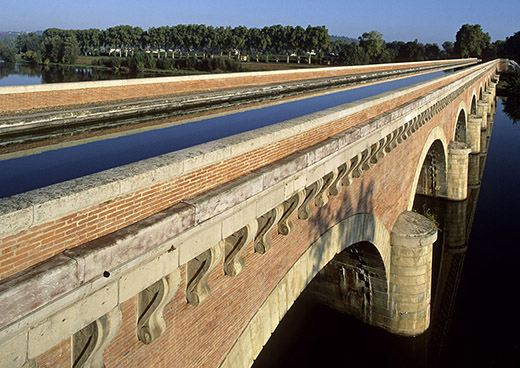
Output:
left=252, top=178, right=379, bottom=368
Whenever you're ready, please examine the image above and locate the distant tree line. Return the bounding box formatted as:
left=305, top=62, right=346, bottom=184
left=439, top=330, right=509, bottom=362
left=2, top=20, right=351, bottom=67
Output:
left=1, top=23, right=519, bottom=70
left=8, top=25, right=331, bottom=65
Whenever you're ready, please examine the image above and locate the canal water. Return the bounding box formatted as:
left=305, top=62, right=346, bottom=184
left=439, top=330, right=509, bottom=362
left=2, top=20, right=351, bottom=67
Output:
left=0, top=62, right=171, bottom=86
left=0, top=68, right=453, bottom=199
left=252, top=99, right=520, bottom=367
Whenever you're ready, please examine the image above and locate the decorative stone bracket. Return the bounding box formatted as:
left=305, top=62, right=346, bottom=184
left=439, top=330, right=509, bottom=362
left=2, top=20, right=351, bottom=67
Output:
left=137, top=269, right=181, bottom=344
left=72, top=306, right=123, bottom=368
left=186, top=243, right=224, bottom=306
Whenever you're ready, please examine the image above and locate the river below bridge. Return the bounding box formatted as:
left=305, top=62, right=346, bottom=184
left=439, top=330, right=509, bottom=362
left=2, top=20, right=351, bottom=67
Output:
left=253, top=99, right=520, bottom=368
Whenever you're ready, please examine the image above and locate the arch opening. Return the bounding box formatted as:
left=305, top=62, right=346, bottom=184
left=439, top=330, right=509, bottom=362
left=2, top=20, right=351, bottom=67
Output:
left=470, top=95, right=477, bottom=115
left=416, top=139, right=448, bottom=198
left=455, top=109, right=467, bottom=143
left=305, top=241, right=388, bottom=321
left=479, top=87, right=483, bottom=100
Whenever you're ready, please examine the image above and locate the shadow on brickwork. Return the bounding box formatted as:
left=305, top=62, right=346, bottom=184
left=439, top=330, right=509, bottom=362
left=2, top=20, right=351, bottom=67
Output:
left=254, top=145, right=488, bottom=368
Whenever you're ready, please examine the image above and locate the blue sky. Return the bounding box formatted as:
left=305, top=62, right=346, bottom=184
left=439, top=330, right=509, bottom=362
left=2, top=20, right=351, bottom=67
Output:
left=3, top=0, right=519, bottom=44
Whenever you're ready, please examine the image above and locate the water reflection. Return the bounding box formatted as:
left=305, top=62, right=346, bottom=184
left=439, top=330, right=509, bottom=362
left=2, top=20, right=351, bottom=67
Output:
left=253, top=101, right=498, bottom=368
left=502, top=95, right=520, bottom=123
left=0, top=69, right=453, bottom=198
left=0, top=62, right=177, bottom=86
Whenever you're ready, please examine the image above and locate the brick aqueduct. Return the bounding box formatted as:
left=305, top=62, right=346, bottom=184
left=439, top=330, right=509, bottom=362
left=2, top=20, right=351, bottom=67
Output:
left=0, top=59, right=504, bottom=367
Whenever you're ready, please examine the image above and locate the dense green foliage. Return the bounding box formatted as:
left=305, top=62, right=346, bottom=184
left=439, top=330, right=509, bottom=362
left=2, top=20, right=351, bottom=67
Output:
left=0, top=43, right=16, bottom=62
left=454, top=24, right=491, bottom=58
left=7, top=23, right=518, bottom=70
left=91, top=52, right=246, bottom=73
left=504, top=31, right=520, bottom=63
left=500, top=69, right=520, bottom=123
left=12, top=24, right=331, bottom=66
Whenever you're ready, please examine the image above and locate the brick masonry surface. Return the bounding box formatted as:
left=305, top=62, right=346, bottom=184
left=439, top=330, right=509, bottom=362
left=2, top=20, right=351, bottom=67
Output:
left=4, top=62, right=498, bottom=367
left=0, top=67, right=488, bottom=281
left=0, top=60, right=470, bottom=114
left=35, top=92, right=473, bottom=367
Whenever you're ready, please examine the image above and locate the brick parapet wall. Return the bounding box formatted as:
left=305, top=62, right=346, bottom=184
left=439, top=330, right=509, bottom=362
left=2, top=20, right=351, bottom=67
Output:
left=0, top=59, right=474, bottom=114
left=0, top=61, right=498, bottom=281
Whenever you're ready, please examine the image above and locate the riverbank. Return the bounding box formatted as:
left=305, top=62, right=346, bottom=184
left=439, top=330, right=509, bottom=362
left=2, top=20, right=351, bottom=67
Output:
left=14, top=53, right=329, bottom=78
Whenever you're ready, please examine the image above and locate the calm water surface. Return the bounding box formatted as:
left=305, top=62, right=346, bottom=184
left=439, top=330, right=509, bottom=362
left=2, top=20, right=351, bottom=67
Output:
left=0, top=69, right=451, bottom=198
left=0, top=62, right=176, bottom=86
left=253, top=99, right=520, bottom=368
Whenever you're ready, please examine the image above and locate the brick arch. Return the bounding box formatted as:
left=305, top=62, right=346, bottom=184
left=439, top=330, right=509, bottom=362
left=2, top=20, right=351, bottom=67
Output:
left=454, top=101, right=468, bottom=143
left=407, top=126, right=448, bottom=209
left=220, top=213, right=390, bottom=368
left=470, top=93, right=478, bottom=115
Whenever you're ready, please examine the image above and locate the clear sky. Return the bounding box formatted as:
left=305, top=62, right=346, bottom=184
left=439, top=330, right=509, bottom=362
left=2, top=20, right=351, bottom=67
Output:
left=2, top=0, right=519, bottom=44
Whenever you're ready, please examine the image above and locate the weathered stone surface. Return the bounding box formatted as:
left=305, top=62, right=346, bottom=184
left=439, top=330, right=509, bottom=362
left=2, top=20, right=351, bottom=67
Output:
left=261, top=153, right=308, bottom=189
left=390, top=211, right=437, bottom=247
left=28, top=283, right=118, bottom=359
left=185, top=172, right=263, bottom=225
left=64, top=202, right=193, bottom=282
left=0, top=332, right=28, bottom=368
left=119, top=252, right=180, bottom=303
left=0, top=254, right=82, bottom=330
left=0, top=198, right=33, bottom=239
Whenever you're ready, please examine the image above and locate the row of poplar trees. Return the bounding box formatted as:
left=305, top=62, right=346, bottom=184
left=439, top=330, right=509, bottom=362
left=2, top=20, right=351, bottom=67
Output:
left=16, top=25, right=331, bottom=64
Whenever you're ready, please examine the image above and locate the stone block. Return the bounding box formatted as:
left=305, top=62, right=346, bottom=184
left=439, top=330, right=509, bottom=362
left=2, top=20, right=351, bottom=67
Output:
left=255, top=302, right=272, bottom=350
left=248, top=312, right=265, bottom=359
left=177, top=221, right=222, bottom=265
left=268, top=290, right=280, bottom=333
left=31, top=173, right=121, bottom=226
left=304, top=163, right=326, bottom=187
left=117, top=155, right=184, bottom=194
left=185, top=172, right=263, bottom=225
left=175, top=141, right=232, bottom=173
left=0, top=332, right=28, bottom=368
left=261, top=154, right=308, bottom=189
left=236, top=324, right=254, bottom=367
left=28, top=282, right=118, bottom=359
left=0, top=197, right=33, bottom=238
left=119, top=255, right=180, bottom=303
left=390, top=211, right=437, bottom=249
left=303, top=139, right=340, bottom=166
left=65, top=203, right=193, bottom=282
left=277, top=278, right=288, bottom=318
left=221, top=200, right=257, bottom=239
left=220, top=342, right=243, bottom=368
left=0, top=254, right=82, bottom=331
left=255, top=184, right=284, bottom=216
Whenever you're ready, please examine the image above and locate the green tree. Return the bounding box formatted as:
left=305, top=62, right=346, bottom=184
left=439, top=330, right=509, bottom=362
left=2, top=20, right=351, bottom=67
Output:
left=359, top=31, right=385, bottom=64
left=16, top=33, right=42, bottom=54
left=269, top=25, right=285, bottom=62
left=442, top=41, right=454, bottom=58
left=343, top=43, right=369, bottom=65
left=396, top=40, right=425, bottom=61
left=231, top=26, right=248, bottom=59
left=62, top=34, right=79, bottom=64
left=454, top=24, right=490, bottom=58
left=425, top=43, right=441, bottom=60
left=260, top=26, right=272, bottom=62
left=504, top=31, right=520, bottom=62
left=0, top=43, right=16, bottom=62
left=247, top=27, right=262, bottom=62
left=304, top=26, right=330, bottom=64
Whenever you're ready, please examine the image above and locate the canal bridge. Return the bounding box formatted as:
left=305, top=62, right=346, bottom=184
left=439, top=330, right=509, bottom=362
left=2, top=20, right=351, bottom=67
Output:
left=0, top=59, right=503, bottom=367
